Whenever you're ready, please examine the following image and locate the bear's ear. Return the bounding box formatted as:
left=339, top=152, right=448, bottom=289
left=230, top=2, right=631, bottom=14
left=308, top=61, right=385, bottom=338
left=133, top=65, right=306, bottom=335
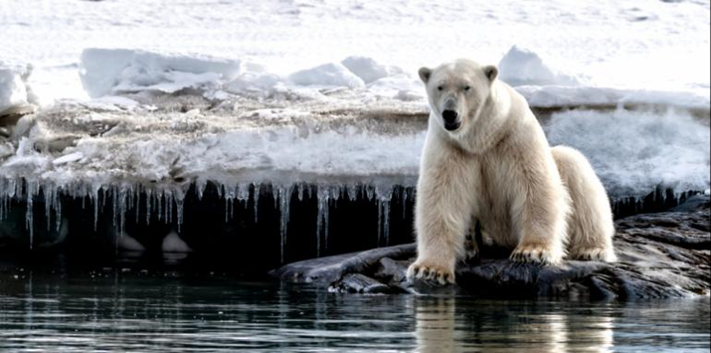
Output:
left=484, top=65, right=498, bottom=82
left=418, top=67, right=432, bottom=84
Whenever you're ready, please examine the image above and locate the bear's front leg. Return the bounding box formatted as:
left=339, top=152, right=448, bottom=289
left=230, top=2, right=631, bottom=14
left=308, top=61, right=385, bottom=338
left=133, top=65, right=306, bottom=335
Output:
left=407, top=148, right=479, bottom=285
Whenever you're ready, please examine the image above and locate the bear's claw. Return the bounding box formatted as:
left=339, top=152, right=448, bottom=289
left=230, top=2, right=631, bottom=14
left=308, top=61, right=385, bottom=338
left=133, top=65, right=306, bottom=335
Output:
left=510, top=245, right=559, bottom=265
left=407, top=262, right=455, bottom=285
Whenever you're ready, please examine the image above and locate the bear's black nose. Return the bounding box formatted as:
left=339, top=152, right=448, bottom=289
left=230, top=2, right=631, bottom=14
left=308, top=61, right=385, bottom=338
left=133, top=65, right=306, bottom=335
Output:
left=442, top=110, right=458, bottom=124
left=441, top=110, right=460, bottom=131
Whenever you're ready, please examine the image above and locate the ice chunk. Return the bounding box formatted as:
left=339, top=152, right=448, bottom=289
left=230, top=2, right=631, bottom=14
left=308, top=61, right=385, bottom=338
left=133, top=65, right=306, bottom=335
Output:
left=288, top=63, right=365, bottom=89
left=79, top=48, right=247, bottom=98
left=52, top=152, right=84, bottom=165
left=341, top=56, right=404, bottom=84
left=498, top=46, right=579, bottom=86
left=0, top=61, right=37, bottom=116
left=0, top=142, right=14, bottom=159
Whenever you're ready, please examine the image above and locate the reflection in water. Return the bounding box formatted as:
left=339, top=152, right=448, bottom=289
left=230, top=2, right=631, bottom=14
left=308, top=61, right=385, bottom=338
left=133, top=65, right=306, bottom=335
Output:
left=0, top=274, right=708, bottom=352
left=414, top=298, right=615, bottom=353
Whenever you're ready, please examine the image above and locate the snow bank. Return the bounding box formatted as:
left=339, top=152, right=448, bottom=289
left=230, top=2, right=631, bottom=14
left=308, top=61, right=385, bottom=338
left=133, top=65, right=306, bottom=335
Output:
left=0, top=61, right=36, bottom=116
left=545, top=108, right=710, bottom=196
left=288, top=62, right=366, bottom=89
left=498, top=46, right=580, bottom=87
left=80, top=49, right=252, bottom=98
left=517, top=85, right=710, bottom=109
left=341, top=56, right=404, bottom=84
left=80, top=48, right=421, bottom=103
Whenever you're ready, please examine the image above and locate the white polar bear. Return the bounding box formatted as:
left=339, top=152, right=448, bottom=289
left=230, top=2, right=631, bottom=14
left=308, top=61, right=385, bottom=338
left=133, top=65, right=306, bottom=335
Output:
left=407, top=59, right=616, bottom=285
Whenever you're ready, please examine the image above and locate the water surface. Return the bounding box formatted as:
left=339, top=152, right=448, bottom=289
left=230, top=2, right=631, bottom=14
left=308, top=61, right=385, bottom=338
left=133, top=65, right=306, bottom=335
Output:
left=0, top=274, right=708, bottom=352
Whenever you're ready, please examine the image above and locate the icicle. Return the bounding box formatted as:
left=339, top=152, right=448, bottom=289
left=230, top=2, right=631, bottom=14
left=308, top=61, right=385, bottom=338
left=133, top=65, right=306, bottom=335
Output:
left=225, top=194, right=231, bottom=223
left=25, top=180, right=39, bottom=250
left=347, top=184, right=358, bottom=201
left=165, top=190, right=173, bottom=224
left=101, top=187, right=107, bottom=209
left=297, top=183, right=305, bottom=201
left=237, top=183, right=250, bottom=203
left=324, top=196, right=330, bottom=252
left=376, top=185, right=393, bottom=247
left=44, top=186, right=53, bottom=232
left=401, top=187, right=408, bottom=219
left=111, top=186, right=119, bottom=229
left=279, top=184, right=293, bottom=264
left=127, top=186, right=134, bottom=218
left=366, top=185, right=375, bottom=201
left=252, top=182, right=261, bottom=223
left=119, top=186, right=128, bottom=235
left=315, top=186, right=331, bottom=257
left=54, top=187, right=62, bottom=232
left=175, top=188, right=185, bottom=233
left=145, top=188, right=152, bottom=225
left=157, top=190, right=163, bottom=221
left=380, top=200, right=391, bottom=246
left=92, top=187, right=100, bottom=231
left=195, top=179, right=207, bottom=200
left=135, top=184, right=141, bottom=224
left=273, top=185, right=279, bottom=207
left=332, top=185, right=341, bottom=202
left=225, top=185, right=237, bottom=222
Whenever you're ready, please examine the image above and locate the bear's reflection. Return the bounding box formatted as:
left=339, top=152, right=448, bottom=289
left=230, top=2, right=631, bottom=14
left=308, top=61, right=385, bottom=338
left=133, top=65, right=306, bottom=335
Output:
left=413, top=297, right=614, bottom=353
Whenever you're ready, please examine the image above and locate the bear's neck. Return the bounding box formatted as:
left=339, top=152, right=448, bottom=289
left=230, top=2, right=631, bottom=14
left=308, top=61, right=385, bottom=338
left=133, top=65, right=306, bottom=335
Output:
left=449, top=82, right=516, bottom=154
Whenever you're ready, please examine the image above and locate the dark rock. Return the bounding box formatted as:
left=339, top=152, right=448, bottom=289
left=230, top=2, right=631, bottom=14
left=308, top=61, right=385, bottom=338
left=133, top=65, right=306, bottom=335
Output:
left=328, top=273, right=393, bottom=294
left=272, top=195, right=710, bottom=300
left=269, top=244, right=415, bottom=284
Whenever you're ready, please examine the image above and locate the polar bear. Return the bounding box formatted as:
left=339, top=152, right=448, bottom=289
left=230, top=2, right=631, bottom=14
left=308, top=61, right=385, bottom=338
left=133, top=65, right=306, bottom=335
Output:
left=407, top=59, right=616, bottom=285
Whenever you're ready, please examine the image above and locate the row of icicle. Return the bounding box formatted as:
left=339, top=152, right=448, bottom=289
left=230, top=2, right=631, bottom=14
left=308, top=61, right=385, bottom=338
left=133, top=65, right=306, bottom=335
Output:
left=0, top=178, right=409, bottom=263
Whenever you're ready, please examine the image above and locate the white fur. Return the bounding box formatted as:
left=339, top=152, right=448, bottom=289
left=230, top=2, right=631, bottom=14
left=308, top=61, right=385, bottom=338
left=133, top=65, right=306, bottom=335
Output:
left=408, top=59, right=616, bottom=285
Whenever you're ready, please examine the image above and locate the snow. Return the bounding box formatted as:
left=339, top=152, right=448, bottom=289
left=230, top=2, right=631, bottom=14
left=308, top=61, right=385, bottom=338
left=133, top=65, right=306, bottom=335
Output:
left=341, top=56, right=405, bottom=84
left=0, top=0, right=709, bottom=240
left=544, top=109, right=710, bottom=196
left=1, top=0, right=708, bottom=104
left=288, top=62, right=366, bottom=89
left=516, top=86, right=710, bottom=110
left=80, top=49, right=247, bottom=98
left=498, top=46, right=580, bottom=86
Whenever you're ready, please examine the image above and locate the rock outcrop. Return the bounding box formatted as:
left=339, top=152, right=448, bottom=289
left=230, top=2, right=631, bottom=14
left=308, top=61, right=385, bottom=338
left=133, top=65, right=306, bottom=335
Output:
left=272, top=195, right=710, bottom=300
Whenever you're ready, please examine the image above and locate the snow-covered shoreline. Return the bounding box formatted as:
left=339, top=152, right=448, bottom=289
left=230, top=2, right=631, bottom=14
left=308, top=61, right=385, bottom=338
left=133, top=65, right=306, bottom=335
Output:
left=1, top=46, right=709, bottom=200
left=1, top=0, right=709, bottom=253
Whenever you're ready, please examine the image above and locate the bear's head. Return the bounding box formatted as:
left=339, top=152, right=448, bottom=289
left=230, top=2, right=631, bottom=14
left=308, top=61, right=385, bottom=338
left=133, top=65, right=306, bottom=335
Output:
left=418, top=59, right=498, bottom=136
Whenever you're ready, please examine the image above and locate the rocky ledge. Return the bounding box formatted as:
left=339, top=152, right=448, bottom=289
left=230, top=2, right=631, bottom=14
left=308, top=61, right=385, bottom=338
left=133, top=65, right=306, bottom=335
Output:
left=272, top=195, right=710, bottom=300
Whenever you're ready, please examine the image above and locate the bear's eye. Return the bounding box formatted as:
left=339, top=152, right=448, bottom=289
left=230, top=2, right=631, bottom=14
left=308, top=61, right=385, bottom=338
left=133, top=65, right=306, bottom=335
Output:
left=464, top=86, right=471, bottom=92
left=437, top=86, right=443, bottom=91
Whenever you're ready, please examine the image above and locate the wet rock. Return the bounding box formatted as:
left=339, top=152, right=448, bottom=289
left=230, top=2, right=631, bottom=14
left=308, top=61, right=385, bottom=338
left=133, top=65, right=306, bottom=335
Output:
left=273, top=195, right=710, bottom=300
left=329, top=273, right=392, bottom=294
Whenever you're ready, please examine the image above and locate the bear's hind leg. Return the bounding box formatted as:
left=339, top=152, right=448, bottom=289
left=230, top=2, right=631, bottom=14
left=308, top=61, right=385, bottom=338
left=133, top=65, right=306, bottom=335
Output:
left=552, top=146, right=617, bottom=262
left=463, top=220, right=480, bottom=263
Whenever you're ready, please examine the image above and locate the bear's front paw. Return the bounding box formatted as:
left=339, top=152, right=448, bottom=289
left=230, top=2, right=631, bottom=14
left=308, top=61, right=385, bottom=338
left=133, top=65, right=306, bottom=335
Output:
left=510, top=244, right=561, bottom=265
left=569, top=247, right=617, bottom=262
left=406, top=260, right=455, bottom=285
